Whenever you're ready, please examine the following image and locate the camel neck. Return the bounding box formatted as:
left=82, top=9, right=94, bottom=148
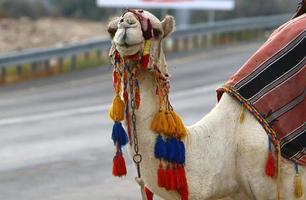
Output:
left=187, top=94, right=241, bottom=198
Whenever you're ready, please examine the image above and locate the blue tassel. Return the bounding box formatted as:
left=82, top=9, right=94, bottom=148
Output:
left=177, top=140, right=185, bottom=164
left=112, top=122, right=128, bottom=147
left=166, top=138, right=178, bottom=162
left=154, top=135, right=167, bottom=159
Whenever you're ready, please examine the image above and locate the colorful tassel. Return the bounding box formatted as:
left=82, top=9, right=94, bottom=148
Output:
left=109, top=95, right=125, bottom=121
left=165, top=164, right=173, bottom=190
left=294, top=163, right=303, bottom=198
left=151, top=111, right=169, bottom=133
left=178, top=165, right=187, bottom=188
left=174, top=165, right=184, bottom=189
left=141, top=54, right=150, bottom=69
left=144, top=187, right=154, bottom=200
left=112, top=70, right=118, bottom=88
left=157, top=162, right=166, bottom=188
left=154, top=135, right=167, bottom=159
left=265, top=138, right=275, bottom=178
left=177, top=140, right=186, bottom=164
left=170, top=111, right=187, bottom=138
left=166, top=112, right=177, bottom=136
left=169, top=168, right=176, bottom=190
left=166, top=138, right=177, bottom=162
left=112, top=122, right=128, bottom=147
left=135, top=80, right=141, bottom=109
left=180, top=185, right=189, bottom=200
left=178, top=165, right=189, bottom=200
left=112, top=152, right=127, bottom=177
left=239, top=105, right=246, bottom=123
left=141, top=40, right=152, bottom=69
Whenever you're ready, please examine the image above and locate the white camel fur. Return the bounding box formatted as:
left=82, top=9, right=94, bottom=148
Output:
left=107, top=10, right=305, bottom=200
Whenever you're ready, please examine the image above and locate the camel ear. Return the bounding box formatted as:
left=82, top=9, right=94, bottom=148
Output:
left=107, top=17, right=120, bottom=38
left=161, top=15, right=175, bottom=38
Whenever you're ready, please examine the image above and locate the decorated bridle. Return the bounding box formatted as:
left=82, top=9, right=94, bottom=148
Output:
left=108, top=9, right=189, bottom=200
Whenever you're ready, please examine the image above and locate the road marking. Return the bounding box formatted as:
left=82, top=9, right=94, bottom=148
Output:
left=0, top=82, right=221, bottom=126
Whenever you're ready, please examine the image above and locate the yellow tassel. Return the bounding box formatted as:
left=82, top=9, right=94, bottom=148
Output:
left=239, top=106, right=246, bottom=123
left=294, top=173, right=303, bottom=198
left=150, top=111, right=161, bottom=131
left=165, top=112, right=176, bottom=136
left=151, top=111, right=168, bottom=134
left=109, top=95, right=125, bottom=121
left=143, top=40, right=152, bottom=55
left=171, top=111, right=187, bottom=138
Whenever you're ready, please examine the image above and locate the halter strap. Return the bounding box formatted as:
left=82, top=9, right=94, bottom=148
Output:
left=122, top=8, right=154, bottom=40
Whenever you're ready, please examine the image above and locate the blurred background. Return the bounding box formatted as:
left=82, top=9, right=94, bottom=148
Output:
left=0, top=0, right=300, bottom=200
left=0, top=0, right=299, bottom=53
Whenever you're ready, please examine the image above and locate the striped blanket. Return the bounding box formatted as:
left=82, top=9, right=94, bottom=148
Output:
left=217, top=14, right=306, bottom=166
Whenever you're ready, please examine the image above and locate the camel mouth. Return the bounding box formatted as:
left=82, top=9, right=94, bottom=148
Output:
left=116, top=41, right=143, bottom=48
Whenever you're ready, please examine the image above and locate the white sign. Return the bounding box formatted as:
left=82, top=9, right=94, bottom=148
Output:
left=97, top=0, right=234, bottom=10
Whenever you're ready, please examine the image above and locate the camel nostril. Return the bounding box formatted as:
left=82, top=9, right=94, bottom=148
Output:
left=120, top=18, right=124, bottom=23
left=127, top=19, right=135, bottom=25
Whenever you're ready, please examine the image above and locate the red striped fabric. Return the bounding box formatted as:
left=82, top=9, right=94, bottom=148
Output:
left=217, top=14, right=306, bottom=165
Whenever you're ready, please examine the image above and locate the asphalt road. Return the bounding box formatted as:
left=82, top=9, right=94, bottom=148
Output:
left=0, top=42, right=261, bottom=200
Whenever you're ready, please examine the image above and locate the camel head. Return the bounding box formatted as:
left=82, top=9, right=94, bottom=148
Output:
left=107, top=9, right=175, bottom=56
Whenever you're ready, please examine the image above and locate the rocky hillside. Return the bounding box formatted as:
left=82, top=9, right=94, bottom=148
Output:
left=0, top=17, right=107, bottom=53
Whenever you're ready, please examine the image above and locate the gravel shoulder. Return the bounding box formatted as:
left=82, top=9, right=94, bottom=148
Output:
left=0, top=17, right=107, bottom=53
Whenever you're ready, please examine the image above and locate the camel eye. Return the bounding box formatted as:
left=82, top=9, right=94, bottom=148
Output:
left=120, top=18, right=124, bottom=23
left=153, top=28, right=163, bottom=38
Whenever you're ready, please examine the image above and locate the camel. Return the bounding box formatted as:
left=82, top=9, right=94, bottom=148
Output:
left=107, top=9, right=305, bottom=200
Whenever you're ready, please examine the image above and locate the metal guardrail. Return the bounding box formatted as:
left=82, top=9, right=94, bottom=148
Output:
left=0, top=13, right=291, bottom=83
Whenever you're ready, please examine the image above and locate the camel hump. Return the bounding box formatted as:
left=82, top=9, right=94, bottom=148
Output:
left=217, top=14, right=306, bottom=166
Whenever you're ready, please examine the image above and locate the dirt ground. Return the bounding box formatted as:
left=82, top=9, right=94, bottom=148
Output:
left=0, top=17, right=107, bottom=53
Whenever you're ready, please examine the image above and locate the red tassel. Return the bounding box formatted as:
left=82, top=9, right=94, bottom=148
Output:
left=141, top=54, right=150, bottom=69
left=112, top=70, right=118, bottom=89
left=175, top=166, right=184, bottom=189
left=178, top=165, right=188, bottom=200
left=178, top=165, right=187, bottom=186
left=112, top=153, right=127, bottom=177
left=157, top=162, right=166, bottom=187
left=169, top=168, right=176, bottom=190
left=114, top=51, right=121, bottom=62
left=144, top=187, right=154, bottom=200
left=265, top=151, right=275, bottom=177
left=165, top=164, right=172, bottom=190
left=123, top=89, right=128, bottom=102
left=135, top=88, right=140, bottom=109
left=179, top=185, right=189, bottom=200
